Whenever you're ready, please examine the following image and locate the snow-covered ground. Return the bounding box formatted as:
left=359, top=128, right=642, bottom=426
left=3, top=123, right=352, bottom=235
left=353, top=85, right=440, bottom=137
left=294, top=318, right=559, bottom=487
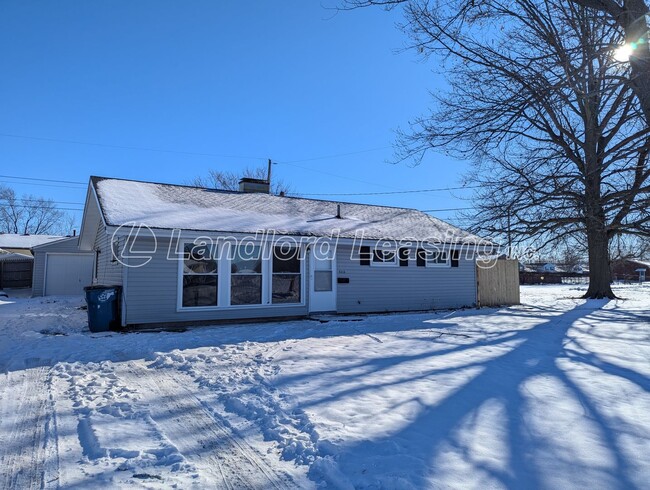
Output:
left=0, top=284, right=648, bottom=489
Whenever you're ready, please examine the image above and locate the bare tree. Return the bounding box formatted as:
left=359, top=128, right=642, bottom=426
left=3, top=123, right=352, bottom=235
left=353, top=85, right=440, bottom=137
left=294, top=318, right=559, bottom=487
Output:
left=342, top=0, right=649, bottom=298
left=343, top=0, right=650, bottom=126
left=0, top=185, right=70, bottom=235
left=189, top=166, right=292, bottom=196
left=572, top=0, right=650, bottom=125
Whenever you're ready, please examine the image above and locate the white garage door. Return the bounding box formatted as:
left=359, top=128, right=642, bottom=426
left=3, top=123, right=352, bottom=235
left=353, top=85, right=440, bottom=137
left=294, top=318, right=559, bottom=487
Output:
left=45, top=253, right=94, bottom=296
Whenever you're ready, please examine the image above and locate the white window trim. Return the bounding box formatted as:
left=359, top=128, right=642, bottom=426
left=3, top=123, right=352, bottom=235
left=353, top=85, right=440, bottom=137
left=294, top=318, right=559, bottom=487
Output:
left=271, top=245, right=305, bottom=305
left=176, top=240, right=306, bottom=312
left=425, top=250, right=451, bottom=268
left=177, top=242, right=220, bottom=309
left=370, top=249, right=399, bottom=267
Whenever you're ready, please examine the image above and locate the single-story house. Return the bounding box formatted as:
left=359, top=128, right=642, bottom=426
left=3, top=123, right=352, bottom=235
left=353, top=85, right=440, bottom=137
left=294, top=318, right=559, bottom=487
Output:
left=0, top=233, right=63, bottom=256
left=31, top=236, right=95, bottom=296
left=78, top=176, right=489, bottom=328
left=611, top=258, right=650, bottom=282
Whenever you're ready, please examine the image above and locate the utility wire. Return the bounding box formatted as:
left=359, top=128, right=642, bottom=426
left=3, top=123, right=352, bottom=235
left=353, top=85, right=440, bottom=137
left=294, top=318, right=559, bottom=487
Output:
left=0, top=203, right=84, bottom=212
left=277, top=146, right=392, bottom=164
left=1, top=198, right=85, bottom=206
left=0, top=132, right=268, bottom=161
left=0, top=180, right=88, bottom=190
left=421, top=207, right=474, bottom=212
left=0, top=174, right=86, bottom=185
left=278, top=161, right=400, bottom=190
left=295, top=185, right=479, bottom=197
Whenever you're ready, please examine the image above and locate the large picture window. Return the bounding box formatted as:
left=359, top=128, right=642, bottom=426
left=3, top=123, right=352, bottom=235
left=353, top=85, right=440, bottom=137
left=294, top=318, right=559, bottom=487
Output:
left=182, top=243, right=218, bottom=307
left=230, top=245, right=262, bottom=305
left=272, top=246, right=301, bottom=304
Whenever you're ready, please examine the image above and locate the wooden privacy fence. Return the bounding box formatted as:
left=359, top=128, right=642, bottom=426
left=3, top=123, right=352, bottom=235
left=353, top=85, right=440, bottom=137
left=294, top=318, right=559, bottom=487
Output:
left=476, top=259, right=520, bottom=306
left=0, top=258, right=34, bottom=289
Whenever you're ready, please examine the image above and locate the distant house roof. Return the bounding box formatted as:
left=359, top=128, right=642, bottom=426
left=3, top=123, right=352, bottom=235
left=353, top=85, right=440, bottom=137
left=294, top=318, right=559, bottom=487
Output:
left=628, top=259, right=650, bottom=269
left=31, top=236, right=79, bottom=251
left=0, top=252, right=33, bottom=262
left=0, top=233, right=63, bottom=250
left=91, top=176, right=485, bottom=244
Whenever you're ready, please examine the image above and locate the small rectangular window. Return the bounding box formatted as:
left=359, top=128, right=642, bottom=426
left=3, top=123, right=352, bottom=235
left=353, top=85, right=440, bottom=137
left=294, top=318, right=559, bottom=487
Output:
left=182, top=243, right=218, bottom=307
left=416, top=249, right=426, bottom=267
left=426, top=250, right=450, bottom=267
left=359, top=246, right=371, bottom=266
left=372, top=249, right=397, bottom=266
left=398, top=248, right=409, bottom=267
left=314, top=271, right=333, bottom=291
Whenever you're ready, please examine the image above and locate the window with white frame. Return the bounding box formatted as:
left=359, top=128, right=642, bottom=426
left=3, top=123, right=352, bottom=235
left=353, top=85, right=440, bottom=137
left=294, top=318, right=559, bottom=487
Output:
left=230, top=244, right=263, bottom=305
left=426, top=249, right=450, bottom=267
left=182, top=243, right=218, bottom=307
left=272, top=245, right=301, bottom=304
left=372, top=249, right=397, bottom=266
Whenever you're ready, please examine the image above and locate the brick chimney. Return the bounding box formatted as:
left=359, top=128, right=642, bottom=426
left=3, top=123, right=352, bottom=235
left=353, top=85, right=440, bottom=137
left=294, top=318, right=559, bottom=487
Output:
left=239, top=177, right=270, bottom=194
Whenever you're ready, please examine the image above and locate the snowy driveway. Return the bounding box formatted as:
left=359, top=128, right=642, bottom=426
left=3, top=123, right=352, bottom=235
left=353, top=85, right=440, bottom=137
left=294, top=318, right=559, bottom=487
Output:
left=0, top=284, right=649, bottom=488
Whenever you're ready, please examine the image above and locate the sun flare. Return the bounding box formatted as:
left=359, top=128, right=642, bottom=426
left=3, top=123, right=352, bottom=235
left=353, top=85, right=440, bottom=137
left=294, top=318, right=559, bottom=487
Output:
left=614, top=44, right=634, bottom=62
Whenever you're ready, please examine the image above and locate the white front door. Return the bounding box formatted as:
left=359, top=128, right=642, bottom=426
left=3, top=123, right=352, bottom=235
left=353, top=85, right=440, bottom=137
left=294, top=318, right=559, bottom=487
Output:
left=309, top=245, right=337, bottom=313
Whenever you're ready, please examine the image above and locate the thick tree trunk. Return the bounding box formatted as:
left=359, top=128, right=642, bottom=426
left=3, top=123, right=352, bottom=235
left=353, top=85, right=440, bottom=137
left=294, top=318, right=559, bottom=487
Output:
left=584, top=225, right=615, bottom=299
left=583, top=160, right=615, bottom=299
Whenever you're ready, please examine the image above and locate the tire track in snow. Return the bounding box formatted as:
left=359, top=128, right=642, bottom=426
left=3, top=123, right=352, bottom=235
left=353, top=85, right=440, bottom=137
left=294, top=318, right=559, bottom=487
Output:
left=0, top=365, right=58, bottom=490
left=119, top=361, right=295, bottom=489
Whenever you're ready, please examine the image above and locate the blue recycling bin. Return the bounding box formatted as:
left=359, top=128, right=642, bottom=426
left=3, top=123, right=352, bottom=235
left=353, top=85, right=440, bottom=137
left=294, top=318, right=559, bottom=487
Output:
left=84, top=285, right=121, bottom=332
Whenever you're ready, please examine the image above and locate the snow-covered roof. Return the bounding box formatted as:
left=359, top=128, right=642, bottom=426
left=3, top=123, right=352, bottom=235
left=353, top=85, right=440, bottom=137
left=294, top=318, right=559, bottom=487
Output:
left=92, top=177, right=485, bottom=243
left=0, top=252, right=33, bottom=262
left=630, top=259, right=650, bottom=269
left=0, top=234, right=64, bottom=249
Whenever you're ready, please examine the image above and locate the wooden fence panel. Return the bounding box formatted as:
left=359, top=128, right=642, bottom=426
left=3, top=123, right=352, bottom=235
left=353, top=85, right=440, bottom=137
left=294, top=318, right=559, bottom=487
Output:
left=0, top=260, right=34, bottom=289
left=477, top=259, right=520, bottom=306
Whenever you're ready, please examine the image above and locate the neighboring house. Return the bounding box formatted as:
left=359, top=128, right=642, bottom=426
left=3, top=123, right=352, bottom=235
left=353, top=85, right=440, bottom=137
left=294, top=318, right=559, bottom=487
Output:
left=0, top=233, right=63, bottom=256
left=78, top=176, right=488, bottom=328
left=31, top=237, right=95, bottom=296
left=0, top=252, right=34, bottom=289
left=611, top=259, right=650, bottom=282
left=536, top=263, right=561, bottom=273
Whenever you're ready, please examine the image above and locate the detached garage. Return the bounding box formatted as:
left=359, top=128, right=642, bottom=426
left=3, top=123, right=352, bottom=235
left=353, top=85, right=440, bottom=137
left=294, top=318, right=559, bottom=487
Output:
left=32, top=237, right=94, bottom=296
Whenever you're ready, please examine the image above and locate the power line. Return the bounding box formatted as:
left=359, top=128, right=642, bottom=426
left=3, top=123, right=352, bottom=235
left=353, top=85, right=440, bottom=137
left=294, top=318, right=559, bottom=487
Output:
left=0, top=174, right=86, bottom=185
left=278, top=161, right=400, bottom=190
left=1, top=197, right=85, bottom=206
left=421, top=207, right=474, bottom=212
left=0, top=180, right=88, bottom=190
left=0, top=203, right=84, bottom=212
left=0, top=132, right=268, bottom=161
left=295, top=185, right=480, bottom=197
left=277, top=146, right=392, bottom=164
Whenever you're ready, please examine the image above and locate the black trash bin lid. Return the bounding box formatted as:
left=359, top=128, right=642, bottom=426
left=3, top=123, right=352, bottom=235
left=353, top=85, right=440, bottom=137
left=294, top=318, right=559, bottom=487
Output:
left=84, top=285, right=120, bottom=291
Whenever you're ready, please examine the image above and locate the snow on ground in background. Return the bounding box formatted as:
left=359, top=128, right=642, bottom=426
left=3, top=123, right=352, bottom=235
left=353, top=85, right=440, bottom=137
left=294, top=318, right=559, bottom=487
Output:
left=0, top=284, right=649, bottom=488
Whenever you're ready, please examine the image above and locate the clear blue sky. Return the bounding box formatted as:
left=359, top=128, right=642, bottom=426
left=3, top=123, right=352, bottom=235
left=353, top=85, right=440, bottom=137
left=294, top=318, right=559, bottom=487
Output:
left=0, top=0, right=472, bottom=231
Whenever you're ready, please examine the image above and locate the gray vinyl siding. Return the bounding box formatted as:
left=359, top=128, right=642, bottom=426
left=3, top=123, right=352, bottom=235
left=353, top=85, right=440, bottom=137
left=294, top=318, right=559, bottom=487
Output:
left=32, top=237, right=82, bottom=297
left=336, top=245, right=477, bottom=313
left=123, top=237, right=308, bottom=326
left=121, top=237, right=477, bottom=326
left=94, top=224, right=123, bottom=286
